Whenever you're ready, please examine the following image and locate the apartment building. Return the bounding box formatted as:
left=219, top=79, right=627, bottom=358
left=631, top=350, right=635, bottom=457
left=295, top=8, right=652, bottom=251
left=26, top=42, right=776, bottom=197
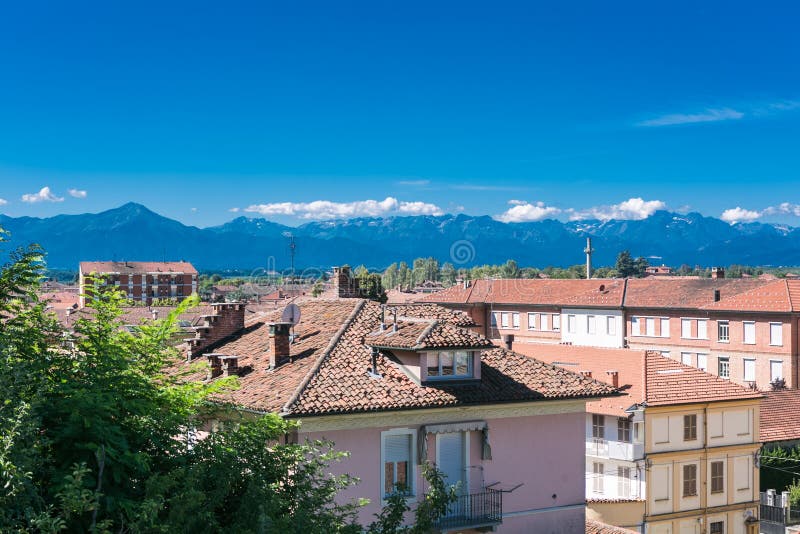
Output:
left=422, top=274, right=800, bottom=390
left=517, top=343, right=762, bottom=534
left=178, top=300, right=617, bottom=532
left=79, top=261, right=198, bottom=306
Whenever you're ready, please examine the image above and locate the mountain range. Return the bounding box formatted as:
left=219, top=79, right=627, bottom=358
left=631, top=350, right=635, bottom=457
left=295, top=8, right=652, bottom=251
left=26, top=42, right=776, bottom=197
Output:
left=0, top=202, right=798, bottom=271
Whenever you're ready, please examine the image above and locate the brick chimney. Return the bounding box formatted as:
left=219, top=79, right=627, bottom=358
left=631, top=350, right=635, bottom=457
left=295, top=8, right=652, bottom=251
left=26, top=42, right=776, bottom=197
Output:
left=580, top=370, right=593, bottom=379
left=606, top=370, right=619, bottom=388
left=204, top=353, right=239, bottom=379
left=187, top=303, right=246, bottom=358
left=269, top=322, right=293, bottom=369
left=711, top=267, right=725, bottom=279
left=332, top=266, right=359, bottom=298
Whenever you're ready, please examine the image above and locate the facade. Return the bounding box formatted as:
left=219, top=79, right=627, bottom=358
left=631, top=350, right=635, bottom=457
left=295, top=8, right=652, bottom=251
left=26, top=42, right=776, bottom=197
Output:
left=79, top=261, right=198, bottom=306
left=180, top=299, right=618, bottom=533
left=422, top=275, right=800, bottom=390
left=514, top=343, right=763, bottom=534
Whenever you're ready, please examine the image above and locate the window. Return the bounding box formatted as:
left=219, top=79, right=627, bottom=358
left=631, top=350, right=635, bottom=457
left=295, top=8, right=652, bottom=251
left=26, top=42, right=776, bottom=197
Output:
left=709, top=521, right=724, bottom=534
left=607, top=316, right=616, bottom=335
left=542, top=314, right=550, bottom=331
left=633, top=422, right=643, bottom=443
left=683, top=414, right=697, bottom=441
left=771, top=360, right=783, bottom=382
left=770, top=322, right=783, bottom=346
left=427, top=351, right=472, bottom=379
left=697, top=353, right=708, bottom=372
left=743, top=359, right=755, bottom=382
left=698, top=319, right=708, bottom=339
left=718, top=320, right=730, bottom=342
left=661, top=350, right=671, bottom=358
left=683, top=464, right=698, bottom=497
left=382, top=431, right=414, bottom=497
left=681, top=352, right=692, bottom=366
left=592, top=414, right=605, bottom=439
left=660, top=317, right=670, bottom=337
left=617, top=418, right=631, bottom=442
left=718, top=357, right=730, bottom=379
left=711, top=461, right=725, bottom=493
left=552, top=314, right=560, bottom=331
left=511, top=312, right=520, bottom=329
left=743, top=321, right=756, bottom=344
left=567, top=315, right=576, bottom=334
left=500, top=313, right=509, bottom=328
left=681, top=318, right=691, bottom=338
left=631, top=317, right=641, bottom=336
left=588, top=315, right=596, bottom=334
left=592, top=462, right=604, bottom=493
left=646, top=317, right=655, bottom=336
left=528, top=313, right=537, bottom=330
left=618, top=467, right=631, bottom=497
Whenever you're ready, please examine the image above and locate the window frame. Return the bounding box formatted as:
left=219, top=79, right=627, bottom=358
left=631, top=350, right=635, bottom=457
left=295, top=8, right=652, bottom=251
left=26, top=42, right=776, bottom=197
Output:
left=770, top=360, right=784, bottom=382
left=587, top=315, right=596, bottom=334
left=683, top=463, right=698, bottom=497
left=681, top=318, right=692, bottom=339
left=592, top=414, right=605, bottom=440
left=710, top=460, right=725, bottom=494
left=380, top=428, right=417, bottom=500
left=617, top=417, right=631, bottom=443
left=683, top=414, right=697, bottom=441
left=617, top=466, right=631, bottom=497
left=527, top=313, right=538, bottom=331
left=718, top=320, right=730, bottom=343
left=770, top=322, right=783, bottom=346
left=607, top=316, right=616, bottom=336
left=567, top=314, right=576, bottom=334
left=743, top=358, right=756, bottom=382
left=592, top=462, right=604, bottom=494
left=645, top=317, right=656, bottom=337
left=718, top=357, right=730, bottom=379
left=552, top=314, right=560, bottom=332
left=426, top=351, right=473, bottom=380
left=631, top=316, right=641, bottom=336
left=659, top=317, right=670, bottom=337
left=743, top=321, right=756, bottom=345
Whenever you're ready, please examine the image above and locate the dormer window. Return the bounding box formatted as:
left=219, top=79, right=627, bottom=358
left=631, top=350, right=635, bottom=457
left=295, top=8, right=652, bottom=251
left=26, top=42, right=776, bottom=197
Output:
left=427, top=350, right=472, bottom=379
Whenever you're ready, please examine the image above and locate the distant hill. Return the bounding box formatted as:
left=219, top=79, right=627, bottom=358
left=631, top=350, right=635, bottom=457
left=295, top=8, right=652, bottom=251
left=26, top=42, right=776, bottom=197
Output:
left=1, top=202, right=799, bottom=271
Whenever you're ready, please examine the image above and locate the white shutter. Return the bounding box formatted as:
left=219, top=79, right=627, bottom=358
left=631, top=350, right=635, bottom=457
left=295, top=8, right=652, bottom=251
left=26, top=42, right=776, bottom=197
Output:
left=770, top=323, right=783, bottom=345
left=651, top=465, right=670, bottom=501
left=743, top=359, right=755, bottom=382
left=771, top=360, right=783, bottom=381
left=681, top=319, right=691, bottom=338
left=607, top=316, right=616, bottom=335
left=437, top=433, right=465, bottom=491
left=660, top=318, right=670, bottom=337
left=385, top=434, right=411, bottom=463
left=646, top=317, right=655, bottom=336
left=681, top=352, right=692, bottom=366
left=551, top=314, right=559, bottom=331
left=697, top=353, right=708, bottom=371
left=743, top=322, right=756, bottom=344
left=512, top=313, right=519, bottom=329
left=653, top=416, right=670, bottom=444
left=631, top=317, right=640, bottom=336
left=697, top=320, right=708, bottom=339
left=542, top=314, right=550, bottom=331
left=734, top=456, right=751, bottom=490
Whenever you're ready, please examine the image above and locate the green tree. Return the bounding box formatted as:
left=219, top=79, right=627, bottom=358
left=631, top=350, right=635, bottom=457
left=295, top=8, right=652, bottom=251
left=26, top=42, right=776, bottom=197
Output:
left=382, top=263, right=398, bottom=290
left=615, top=250, right=636, bottom=278
left=439, top=262, right=456, bottom=286
left=633, top=256, right=649, bottom=278
left=499, top=259, right=520, bottom=279
left=397, top=262, right=411, bottom=289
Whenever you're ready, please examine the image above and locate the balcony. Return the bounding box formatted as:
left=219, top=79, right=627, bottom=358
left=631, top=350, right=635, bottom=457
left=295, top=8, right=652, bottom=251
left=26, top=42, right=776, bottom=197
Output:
left=433, top=489, right=503, bottom=531
left=586, top=437, right=608, bottom=457
left=586, top=438, right=643, bottom=461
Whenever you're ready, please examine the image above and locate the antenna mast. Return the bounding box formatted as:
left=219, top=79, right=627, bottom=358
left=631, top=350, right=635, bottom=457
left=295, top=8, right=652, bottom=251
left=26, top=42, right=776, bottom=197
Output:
left=283, top=232, right=296, bottom=283
left=584, top=237, right=594, bottom=279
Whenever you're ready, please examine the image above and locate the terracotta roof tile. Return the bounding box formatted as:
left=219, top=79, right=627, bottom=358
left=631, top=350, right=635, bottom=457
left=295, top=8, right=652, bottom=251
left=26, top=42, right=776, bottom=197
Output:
left=760, top=389, right=800, bottom=443
left=586, top=520, right=638, bottom=534
left=624, top=278, right=772, bottom=310
left=421, top=279, right=626, bottom=307
left=366, top=319, right=493, bottom=350
left=186, top=299, right=618, bottom=416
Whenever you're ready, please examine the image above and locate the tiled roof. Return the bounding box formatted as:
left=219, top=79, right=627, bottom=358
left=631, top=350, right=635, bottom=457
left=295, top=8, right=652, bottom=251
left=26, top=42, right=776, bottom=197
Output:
left=586, top=520, right=638, bottom=534
left=420, top=279, right=626, bottom=308
left=516, top=343, right=760, bottom=416
left=79, top=261, right=198, bottom=274
left=365, top=319, right=494, bottom=350
left=54, top=304, right=216, bottom=329
left=192, top=299, right=617, bottom=416
left=389, top=303, right=476, bottom=327
left=424, top=277, right=800, bottom=314
left=760, top=389, right=800, bottom=443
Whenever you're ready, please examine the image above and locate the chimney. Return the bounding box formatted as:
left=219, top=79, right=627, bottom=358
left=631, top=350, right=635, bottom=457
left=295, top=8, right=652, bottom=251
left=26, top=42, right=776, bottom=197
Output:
left=186, top=303, right=246, bottom=358
left=580, top=370, right=593, bottom=379
left=606, top=370, right=619, bottom=388
left=379, top=305, right=386, bottom=331
left=332, top=266, right=359, bottom=298
left=713, top=289, right=721, bottom=302
left=711, top=267, right=725, bottom=279
left=205, top=354, right=222, bottom=380
left=584, top=237, right=594, bottom=279
left=502, top=334, right=514, bottom=350
left=268, top=322, right=293, bottom=369
left=219, top=355, right=239, bottom=377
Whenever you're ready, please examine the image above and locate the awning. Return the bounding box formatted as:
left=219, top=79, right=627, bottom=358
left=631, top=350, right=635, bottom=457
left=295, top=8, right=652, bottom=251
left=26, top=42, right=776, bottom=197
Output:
left=418, top=420, right=492, bottom=462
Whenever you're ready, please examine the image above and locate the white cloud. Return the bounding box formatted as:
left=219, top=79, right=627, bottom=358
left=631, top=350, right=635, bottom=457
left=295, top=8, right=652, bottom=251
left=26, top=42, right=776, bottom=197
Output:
left=496, top=201, right=561, bottom=223
left=720, top=207, right=762, bottom=224
left=68, top=188, right=87, bottom=198
left=228, top=207, right=240, bottom=213
left=244, top=197, right=444, bottom=220
left=21, top=186, right=64, bottom=203
left=397, top=179, right=430, bottom=186
left=569, top=197, right=666, bottom=221
left=190, top=207, right=198, bottom=212
left=637, top=107, right=744, bottom=127
left=763, top=202, right=800, bottom=217
left=0, top=198, right=7, bottom=206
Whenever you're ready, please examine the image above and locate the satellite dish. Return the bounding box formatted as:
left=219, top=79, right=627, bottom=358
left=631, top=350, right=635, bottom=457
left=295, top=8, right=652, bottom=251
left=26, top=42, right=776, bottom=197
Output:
left=281, top=303, right=301, bottom=326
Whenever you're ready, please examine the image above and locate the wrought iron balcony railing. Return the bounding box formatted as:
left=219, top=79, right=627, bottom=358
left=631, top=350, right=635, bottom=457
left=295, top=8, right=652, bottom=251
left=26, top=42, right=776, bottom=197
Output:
left=433, top=488, right=503, bottom=531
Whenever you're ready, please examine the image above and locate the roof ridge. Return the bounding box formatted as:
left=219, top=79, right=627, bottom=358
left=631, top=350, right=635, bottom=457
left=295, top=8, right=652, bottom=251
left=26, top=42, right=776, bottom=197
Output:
left=413, top=319, right=439, bottom=349
left=280, top=299, right=366, bottom=415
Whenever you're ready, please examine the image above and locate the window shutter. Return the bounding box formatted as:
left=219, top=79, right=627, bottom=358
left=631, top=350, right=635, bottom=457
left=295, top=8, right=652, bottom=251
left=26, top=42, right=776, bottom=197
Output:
left=385, top=434, right=411, bottom=463
left=771, top=323, right=783, bottom=345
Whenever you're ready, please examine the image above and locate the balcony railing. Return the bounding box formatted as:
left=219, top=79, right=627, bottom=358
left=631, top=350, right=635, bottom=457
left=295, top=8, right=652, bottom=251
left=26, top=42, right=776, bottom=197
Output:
left=586, top=437, right=608, bottom=456
left=433, top=489, right=503, bottom=531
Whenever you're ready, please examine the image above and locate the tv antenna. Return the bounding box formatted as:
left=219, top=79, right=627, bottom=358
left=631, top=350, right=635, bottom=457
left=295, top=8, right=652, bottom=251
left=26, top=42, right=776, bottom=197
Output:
left=283, top=232, right=296, bottom=283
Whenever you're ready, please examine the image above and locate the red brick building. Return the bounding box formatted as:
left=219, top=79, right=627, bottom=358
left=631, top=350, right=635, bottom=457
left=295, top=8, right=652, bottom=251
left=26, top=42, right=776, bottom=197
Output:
left=79, top=261, right=198, bottom=306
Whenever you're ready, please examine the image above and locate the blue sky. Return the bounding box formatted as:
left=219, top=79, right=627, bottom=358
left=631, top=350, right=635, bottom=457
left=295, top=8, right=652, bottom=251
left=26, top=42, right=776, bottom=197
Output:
left=1, top=1, right=799, bottom=227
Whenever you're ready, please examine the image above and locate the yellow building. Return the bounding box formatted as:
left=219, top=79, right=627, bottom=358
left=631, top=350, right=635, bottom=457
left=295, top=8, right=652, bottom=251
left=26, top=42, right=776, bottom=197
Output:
left=528, top=345, right=762, bottom=534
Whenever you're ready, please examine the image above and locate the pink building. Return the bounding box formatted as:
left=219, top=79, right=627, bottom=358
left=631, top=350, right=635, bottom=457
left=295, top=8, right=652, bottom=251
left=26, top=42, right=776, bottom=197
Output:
left=183, top=299, right=617, bottom=532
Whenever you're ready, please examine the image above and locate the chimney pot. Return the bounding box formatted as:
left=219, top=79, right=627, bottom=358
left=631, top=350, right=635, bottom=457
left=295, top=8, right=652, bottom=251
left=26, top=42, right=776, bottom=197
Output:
left=269, top=322, right=293, bottom=369
left=580, top=370, right=592, bottom=378
left=606, top=370, right=619, bottom=388
left=711, top=267, right=725, bottom=279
